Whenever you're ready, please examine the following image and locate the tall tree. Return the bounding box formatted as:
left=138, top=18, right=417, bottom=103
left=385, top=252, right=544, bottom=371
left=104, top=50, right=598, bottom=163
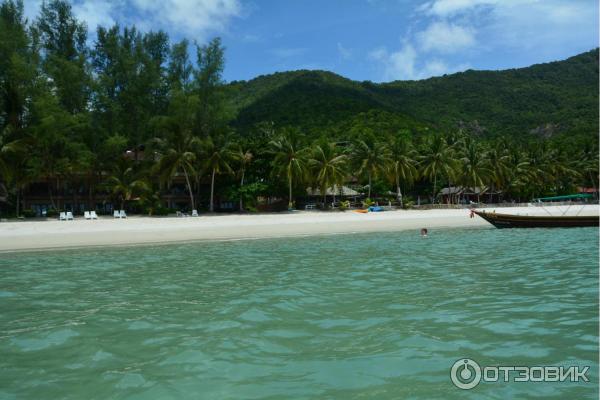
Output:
left=195, top=37, right=226, bottom=136
left=168, top=39, right=193, bottom=92
left=419, top=135, right=456, bottom=203
left=351, top=138, right=389, bottom=199
left=0, top=0, right=36, bottom=134
left=458, top=137, right=490, bottom=202
left=201, top=134, right=234, bottom=212
left=153, top=91, right=202, bottom=210
left=34, top=0, right=89, bottom=114
left=0, top=0, right=34, bottom=213
left=308, top=141, right=347, bottom=207
left=386, top=135, right=417, bottom=206
left=231, top=142, right=253, bottom=211
left=270, top=134, right=308, bottom=210
left=485, top=143, right=510, bottom=202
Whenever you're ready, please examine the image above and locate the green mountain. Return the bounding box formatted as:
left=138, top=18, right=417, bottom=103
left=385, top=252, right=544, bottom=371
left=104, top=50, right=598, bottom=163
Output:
left=225, top=49, right=599, bottom=139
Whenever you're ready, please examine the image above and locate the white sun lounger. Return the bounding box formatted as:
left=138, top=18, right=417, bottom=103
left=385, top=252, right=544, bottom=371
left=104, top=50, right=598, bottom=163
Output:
left=119, top=210, right=127, bottom=218
left=59, top=212, right=67, bottom=221
left=192, top=209, right=199, bottom=217
left=114, top=210, right=120, bottom=218
left=66, top=211, right=74, bottom=220
left=84, top=211, right=91, bottom=220
left=90, top=211, right=98, bottom=219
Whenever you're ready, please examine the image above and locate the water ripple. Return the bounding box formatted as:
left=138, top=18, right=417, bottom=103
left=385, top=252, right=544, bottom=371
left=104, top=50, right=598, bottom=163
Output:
left=0, top=227, right=597, bottom=399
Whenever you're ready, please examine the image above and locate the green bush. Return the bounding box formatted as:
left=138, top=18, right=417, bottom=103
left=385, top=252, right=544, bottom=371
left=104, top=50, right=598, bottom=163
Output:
left=151, top=206, right=170, bottom=216
left=339, top=200, right=350, bottom=211
left=22, top=209, right=37, bottom=218
left=403, top=201, right=415, bottom=209
left=362, top=198, right=375, bottom=208
left=46, top=209, right=59, bottom=218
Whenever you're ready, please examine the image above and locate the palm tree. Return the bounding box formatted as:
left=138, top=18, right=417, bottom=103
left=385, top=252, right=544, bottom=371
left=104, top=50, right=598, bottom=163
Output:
left=458, top=137, right=490, bottom=202
left=576, top=147, right=599, bottom=194
left=504, top=148, right=532, bottom=202
left=0, top=129, right=29, bottom=215
left=152, top=92, right=202, bottom=210
left=202, top=135, right=234, bottom=212
left=485, top=143, right=510, bottom=202
left=105, top=159, right=149, bottom=211
left=351, top=138, right=389, bottom=199
left=230, top=143, right=253, bottom=211
left=269, top=135, right=308, bottom=209
left=308, top=141, right=348, bottom=207
left=419, top=135, right=456, bottom=203
left=386, top=136, right=417, bottom=207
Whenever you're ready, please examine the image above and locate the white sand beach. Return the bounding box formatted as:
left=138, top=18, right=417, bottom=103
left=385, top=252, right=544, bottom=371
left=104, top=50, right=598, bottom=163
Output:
left=0, top=205, right=597, bottom=252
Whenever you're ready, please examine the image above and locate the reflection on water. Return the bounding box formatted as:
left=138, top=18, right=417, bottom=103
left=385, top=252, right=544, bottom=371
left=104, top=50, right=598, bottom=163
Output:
left=0, top=227, right=598, bottom=399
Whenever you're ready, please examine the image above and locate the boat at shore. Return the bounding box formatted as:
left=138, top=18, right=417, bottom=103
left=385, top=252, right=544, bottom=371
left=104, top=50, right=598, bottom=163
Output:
left=472, top=194, right=599, bottom=229
left=472, top=209, right=599, bottom=229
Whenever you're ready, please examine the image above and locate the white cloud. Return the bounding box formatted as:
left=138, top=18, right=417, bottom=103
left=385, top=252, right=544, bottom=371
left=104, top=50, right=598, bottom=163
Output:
left=337, top=42, right=352, bottom=60
left=418, top=0, right=598, bottom=52
left=368, top=47, right=388, bottom=61
left=384, top=44, right=418, bottom=80
left=72, top=0, right=116, bottom=32
left=25, top=0, right=242, bottom=42
left=369, top=0, right=596, bottom=81
left=130, top=0, right=241, bottom=38
left=420, top=0, right=496, bottom=17
left=368, top=43, right=469, bottom=80
left=417, top=21, right=475, bottom=53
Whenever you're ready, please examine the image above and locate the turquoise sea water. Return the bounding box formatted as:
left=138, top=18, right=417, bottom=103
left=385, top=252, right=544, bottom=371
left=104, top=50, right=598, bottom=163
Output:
left=0, top=227, right=598, bottom=399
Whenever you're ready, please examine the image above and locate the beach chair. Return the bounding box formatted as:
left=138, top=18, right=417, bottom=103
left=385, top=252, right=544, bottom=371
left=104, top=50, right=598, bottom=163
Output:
left=66, top=211, right=74, bottom=220
left=84, top=211, right=91, bottom=220
left=90, top=211, right=98, bottom=219
left=59, top=212, right=67, bottom=221
left=192, top=209, right=199, bottom=217
left=119, top=210, right=127, bottom=218
left=113, top=210, right=120, bottom=218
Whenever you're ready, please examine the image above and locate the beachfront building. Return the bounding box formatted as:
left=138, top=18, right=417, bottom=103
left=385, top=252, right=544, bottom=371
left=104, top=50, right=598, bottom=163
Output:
left=303, top=185, right=362, bottom=209
left=438, top=186, right=501, bottom=204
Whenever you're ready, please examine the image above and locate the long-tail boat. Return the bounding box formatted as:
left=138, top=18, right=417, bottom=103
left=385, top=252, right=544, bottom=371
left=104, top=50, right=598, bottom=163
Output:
left=471, top=194, right=599, bottom=229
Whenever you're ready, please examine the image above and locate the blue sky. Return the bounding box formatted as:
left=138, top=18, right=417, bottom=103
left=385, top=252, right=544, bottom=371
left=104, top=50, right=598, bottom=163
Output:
left=24, top=0, right=599, bottom=82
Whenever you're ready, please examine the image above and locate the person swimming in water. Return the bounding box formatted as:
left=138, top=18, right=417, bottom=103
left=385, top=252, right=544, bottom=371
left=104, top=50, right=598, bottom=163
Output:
left=420, top=228, right=428, bottom=237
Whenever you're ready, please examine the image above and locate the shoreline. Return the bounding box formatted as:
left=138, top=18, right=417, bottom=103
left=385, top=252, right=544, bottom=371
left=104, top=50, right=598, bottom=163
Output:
left=0, top=206, right=597, bottom=253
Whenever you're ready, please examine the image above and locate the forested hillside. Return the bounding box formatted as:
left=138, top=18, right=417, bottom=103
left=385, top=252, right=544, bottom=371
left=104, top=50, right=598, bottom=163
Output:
left=227, top=49, right=599, bottom=138
left=0, top=0, right=598, bottom=218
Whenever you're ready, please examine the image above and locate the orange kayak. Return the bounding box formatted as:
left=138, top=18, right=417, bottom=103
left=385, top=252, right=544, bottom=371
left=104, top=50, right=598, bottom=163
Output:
left=354, top=209, right=369, bottom=213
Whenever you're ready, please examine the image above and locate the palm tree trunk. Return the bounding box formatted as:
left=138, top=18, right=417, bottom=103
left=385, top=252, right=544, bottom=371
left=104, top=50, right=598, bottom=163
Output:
left=288, top=170, right=293, bottom=209
left=210, top=168, right=216, bottom=212
left=183, top=167, right=195, bottom=210
left=589, top=171, right=597, bottom=200
left=48, top=180, right=56, bottom=210
left=433, top=173, right=437, bottom=204
left=239, top=169, right=245, bottom=211
left=16, top=187, right=20, bottom=217
left=88, top=179, right=94, bottom=210
left=368, top=172, right=372, bottom=199
left=395, top=173, right=403, bottom=207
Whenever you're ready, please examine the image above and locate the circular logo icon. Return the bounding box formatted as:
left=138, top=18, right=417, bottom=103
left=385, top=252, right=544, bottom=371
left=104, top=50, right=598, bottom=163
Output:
left=450, top=358, right=482, bottom=390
